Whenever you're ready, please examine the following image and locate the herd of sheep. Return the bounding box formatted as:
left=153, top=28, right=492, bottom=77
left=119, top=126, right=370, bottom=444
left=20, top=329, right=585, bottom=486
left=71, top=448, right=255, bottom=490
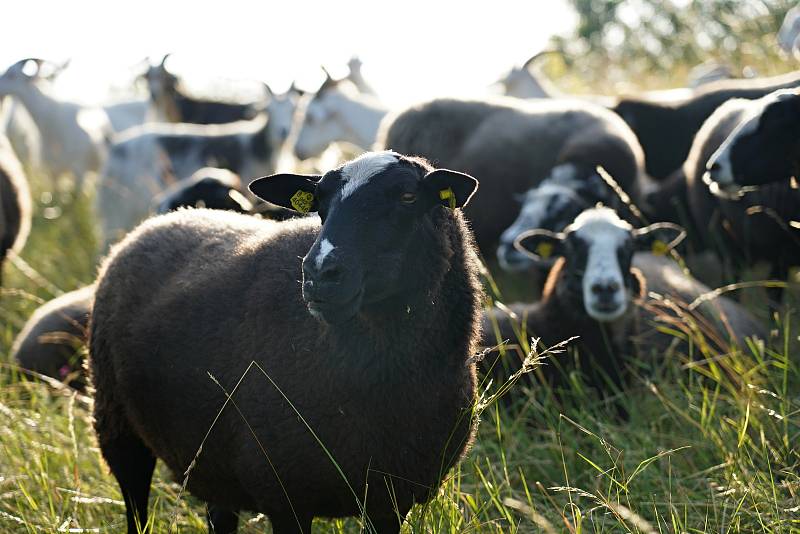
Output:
left=0, top=50, right=798, bottom=533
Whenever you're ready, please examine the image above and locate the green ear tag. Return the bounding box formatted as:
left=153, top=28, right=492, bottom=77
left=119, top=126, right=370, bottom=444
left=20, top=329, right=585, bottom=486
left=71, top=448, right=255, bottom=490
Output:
left=536, top=242, right=553, bottom=259
left=290, top=190, right=314, bottom=213
left=439, top=188, right=456, bottom=210
left=651, top=239, right=668, bottom=256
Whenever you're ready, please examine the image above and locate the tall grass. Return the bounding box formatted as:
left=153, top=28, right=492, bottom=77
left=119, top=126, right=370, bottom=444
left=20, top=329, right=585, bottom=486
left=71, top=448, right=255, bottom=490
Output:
left=1, top=169, right=798, bottom=533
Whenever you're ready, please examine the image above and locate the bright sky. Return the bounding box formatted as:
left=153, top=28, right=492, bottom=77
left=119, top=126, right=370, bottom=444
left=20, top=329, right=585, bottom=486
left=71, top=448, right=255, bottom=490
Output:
left=2, top=0, right=576, bottom=107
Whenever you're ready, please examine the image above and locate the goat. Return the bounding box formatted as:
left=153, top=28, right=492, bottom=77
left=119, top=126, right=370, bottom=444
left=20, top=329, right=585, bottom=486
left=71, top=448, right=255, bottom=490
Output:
left=0, top=58, right=110, bottom=188
left=496, top=50, right=558, bottom=99
left=97, top=88, right=298, bottom=248
left=143, top=54, right=262, bottom=124
left=293, top=72, right=389, bottom=160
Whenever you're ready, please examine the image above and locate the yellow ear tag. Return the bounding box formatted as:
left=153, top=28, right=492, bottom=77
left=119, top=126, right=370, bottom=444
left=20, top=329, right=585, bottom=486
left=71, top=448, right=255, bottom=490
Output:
left=290, top=190, right=315, bottom=213
left=651, top=239, right=668, bottom=256
left=536, top=242, right=554, bottom=259
left=439, top=188, right=457, bottom=210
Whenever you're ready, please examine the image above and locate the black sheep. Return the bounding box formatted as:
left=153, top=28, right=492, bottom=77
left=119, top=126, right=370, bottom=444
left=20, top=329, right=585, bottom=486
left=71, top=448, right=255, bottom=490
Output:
left=89, top=151, right=483, bottom=533
left=684, top=89, right=800, bottom=292
left=0, top=134, right=30, bottom=287
left=12, top=286, right=93, bottom=391
left=613, top=70, right=800, bottom=181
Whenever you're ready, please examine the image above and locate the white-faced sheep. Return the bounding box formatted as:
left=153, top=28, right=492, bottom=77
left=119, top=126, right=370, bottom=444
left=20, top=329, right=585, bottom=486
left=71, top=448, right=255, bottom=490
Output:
left=684, top=89, right=800, bottom=292
left=96, top=89, right=298, bottom=249
left=377, top=96, right=644, bottom=257
left=11, top=286, right=93, bottom=391
left=0, top=134, right=31, bottom=286
left=89, top=151, right=483, bottom=533
left=482, top=207, right=764, bottom=393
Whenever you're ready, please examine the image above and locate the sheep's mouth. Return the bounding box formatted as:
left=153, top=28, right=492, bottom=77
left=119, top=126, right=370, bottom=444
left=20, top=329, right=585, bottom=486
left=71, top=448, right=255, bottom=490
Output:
left=586, top=301, right=627, bottom=322
left=306, top=289, right=364, bottom=324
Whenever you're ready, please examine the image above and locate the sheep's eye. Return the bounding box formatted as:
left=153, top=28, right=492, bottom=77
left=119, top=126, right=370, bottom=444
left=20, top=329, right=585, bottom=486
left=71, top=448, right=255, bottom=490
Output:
left=400, top=192, right=417, bottom=204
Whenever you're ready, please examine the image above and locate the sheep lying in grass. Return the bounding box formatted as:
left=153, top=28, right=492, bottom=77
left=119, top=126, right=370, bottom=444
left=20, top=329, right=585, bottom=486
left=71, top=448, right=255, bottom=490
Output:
left=482, top=207, right=764, bottom=393
left=0, top=134, right=30, bottom=286
left=12, top=286, right=93, bottom=391
left=89, top=151, right=483, bottom=533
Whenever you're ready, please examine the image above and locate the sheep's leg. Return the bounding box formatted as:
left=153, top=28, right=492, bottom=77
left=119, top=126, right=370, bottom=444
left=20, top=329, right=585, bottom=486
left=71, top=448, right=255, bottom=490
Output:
left=269, top=513, right=312, bottom=534
left=206, top=505, right=239, bottom=533
left=100, top=434, right=156, bottom=534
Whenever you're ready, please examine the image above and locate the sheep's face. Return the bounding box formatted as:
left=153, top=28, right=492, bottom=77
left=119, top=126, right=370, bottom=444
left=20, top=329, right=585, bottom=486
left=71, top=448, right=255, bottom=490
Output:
left=515, top=207, right=683, bottom=323
left=704, top=90, right=800, bottom=198
left=497, top=163, right=615, bottom=272
left=249, top=151, right=478, bottom=325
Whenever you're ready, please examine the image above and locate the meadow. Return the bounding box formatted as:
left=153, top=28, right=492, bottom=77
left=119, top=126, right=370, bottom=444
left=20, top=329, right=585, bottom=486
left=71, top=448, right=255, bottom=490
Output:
left=0, top=163, right=797, bottom=534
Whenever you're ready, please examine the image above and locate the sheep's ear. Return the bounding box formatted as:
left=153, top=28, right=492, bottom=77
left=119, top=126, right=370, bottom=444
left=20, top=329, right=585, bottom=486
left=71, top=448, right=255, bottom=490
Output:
left=423, top=169, right=479, bottom=209
left=249, top=174, right=321, bottom=214
left=514, top=229, right=565, bottom=261
left=632, top=222, right=685, bottom=255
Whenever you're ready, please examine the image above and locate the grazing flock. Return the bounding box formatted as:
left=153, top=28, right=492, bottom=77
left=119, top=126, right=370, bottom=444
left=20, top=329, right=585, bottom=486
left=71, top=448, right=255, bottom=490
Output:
left=0, top=51, right=797, bottom=533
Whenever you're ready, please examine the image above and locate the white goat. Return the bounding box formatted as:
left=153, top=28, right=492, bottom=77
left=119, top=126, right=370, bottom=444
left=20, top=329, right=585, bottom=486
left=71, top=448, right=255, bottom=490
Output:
left=496, top=51, right=558, bottom=99
left=293, top=73, right=389, bottom=160
left=97, top=88, right=300, bottom=249
left=0, top=59, right=110, bottom=188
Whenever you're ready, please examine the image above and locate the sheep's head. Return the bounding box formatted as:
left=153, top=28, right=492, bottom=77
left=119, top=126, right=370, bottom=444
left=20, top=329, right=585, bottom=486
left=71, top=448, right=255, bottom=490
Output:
left=497, top=163, right=617, bottom=272
left=154, top=168, right=250, bottom=214
left=704, top=89, right=800, bottom=199
left=249, top=151, right=478, bottom=324
left=515, top=207, right=684, bottom=322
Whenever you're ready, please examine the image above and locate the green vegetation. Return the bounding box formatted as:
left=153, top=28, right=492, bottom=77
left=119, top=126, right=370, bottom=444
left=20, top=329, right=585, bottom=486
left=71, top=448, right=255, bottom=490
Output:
left=1, top=168, right=798, bottom=533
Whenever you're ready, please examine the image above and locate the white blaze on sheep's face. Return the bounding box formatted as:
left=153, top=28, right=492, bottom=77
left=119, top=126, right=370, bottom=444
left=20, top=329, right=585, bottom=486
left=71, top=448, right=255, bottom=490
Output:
left=706, top=91, right=797, bottom=193
left=316, top=238, right=335, bottom=270
left=706, top=111, right=761, bottom=189
left=572, top=210, right=632, bottom=322
left=341, top=151, right=399, bottom=198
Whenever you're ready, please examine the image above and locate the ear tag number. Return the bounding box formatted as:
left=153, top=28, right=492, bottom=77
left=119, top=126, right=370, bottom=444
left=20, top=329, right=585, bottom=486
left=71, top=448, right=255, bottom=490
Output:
left=290, top=190, right=315, bottom=213
left=439, top=188, right=456, bottom=210
left=651, top=239, right=668, bottom=256
left=536, top=242, right=553, bottom=259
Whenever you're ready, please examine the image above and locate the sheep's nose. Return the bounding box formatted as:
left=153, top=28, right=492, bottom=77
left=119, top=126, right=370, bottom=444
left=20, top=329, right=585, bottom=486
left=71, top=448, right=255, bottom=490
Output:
left=302, top=259, right=344, bottom=290
left=280, top=127, right=289, bottom=140
left=591, top=281, right=620, bottom=300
